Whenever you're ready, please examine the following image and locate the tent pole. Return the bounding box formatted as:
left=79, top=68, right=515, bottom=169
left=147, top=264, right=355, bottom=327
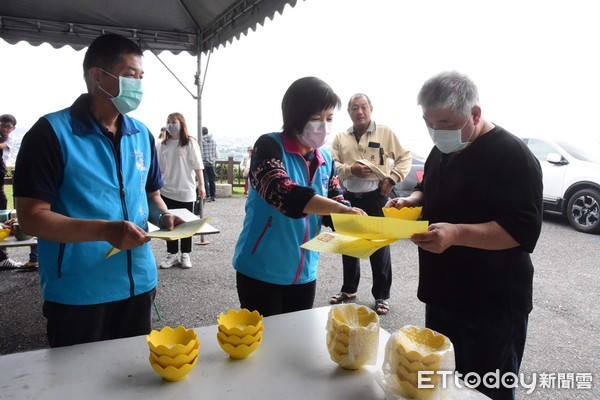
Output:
left=196, top=33, right=209, bottom=245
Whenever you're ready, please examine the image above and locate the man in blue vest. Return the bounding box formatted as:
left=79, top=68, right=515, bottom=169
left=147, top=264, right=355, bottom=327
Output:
left=13, top=34, right=181, bottom=348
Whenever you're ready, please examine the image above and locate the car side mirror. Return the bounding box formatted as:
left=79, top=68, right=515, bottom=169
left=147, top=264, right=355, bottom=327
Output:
left=546, top=152, right=568, bottom=165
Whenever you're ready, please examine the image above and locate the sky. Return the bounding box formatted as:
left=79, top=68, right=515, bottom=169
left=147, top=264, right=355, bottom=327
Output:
left=0, top=0, right=599, bottom=156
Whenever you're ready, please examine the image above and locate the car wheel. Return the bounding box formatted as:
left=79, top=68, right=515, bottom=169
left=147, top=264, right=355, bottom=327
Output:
left=566, top=188, right=600, bottom=234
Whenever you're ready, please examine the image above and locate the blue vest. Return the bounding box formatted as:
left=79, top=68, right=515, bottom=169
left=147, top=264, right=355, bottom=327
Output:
left=40, top=108, right=157, bottom=305
left=232, top=133, right=332, bottom=285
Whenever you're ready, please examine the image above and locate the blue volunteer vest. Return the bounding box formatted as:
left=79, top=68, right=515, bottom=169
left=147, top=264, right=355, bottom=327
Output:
left=232, top=133, right=332, bottom=285
left=40, top=108, right=157, bottom=305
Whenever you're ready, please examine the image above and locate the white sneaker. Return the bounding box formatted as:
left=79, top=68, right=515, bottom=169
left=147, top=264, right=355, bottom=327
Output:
left=180, top=253, right=192, bottom=269
left=0, top=258, right=24, bottom=269
left=160, top=253, right=180, bottom=269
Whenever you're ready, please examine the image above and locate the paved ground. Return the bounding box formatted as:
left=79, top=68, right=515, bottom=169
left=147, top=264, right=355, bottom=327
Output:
left=0, top=196, right=598, bottom=399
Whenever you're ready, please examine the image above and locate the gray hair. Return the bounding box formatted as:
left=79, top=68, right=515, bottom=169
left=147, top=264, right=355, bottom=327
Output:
left=347, top=93, right=373, bottom=112
left=417, top=71, right=479, bottom=117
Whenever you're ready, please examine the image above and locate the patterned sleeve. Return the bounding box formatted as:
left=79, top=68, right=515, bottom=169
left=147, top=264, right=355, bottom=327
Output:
left=250, top=134, right=316, bottom=219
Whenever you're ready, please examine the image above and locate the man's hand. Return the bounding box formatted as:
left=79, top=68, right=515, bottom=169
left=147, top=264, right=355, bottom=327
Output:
left=350, top=162, right=373, bottom=178
left=410, top=223, right=459, bottom=254
left=104, top=221, right=151, bottom=250
left=159, top=214, right=185, bottom=230
left=379, top=179, right=395, bottom=197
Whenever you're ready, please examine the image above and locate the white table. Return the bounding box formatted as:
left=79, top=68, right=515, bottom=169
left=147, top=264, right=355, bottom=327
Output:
left=0, top=235, right=37, bottom=248
left=0, top=307, right=489, bottom=399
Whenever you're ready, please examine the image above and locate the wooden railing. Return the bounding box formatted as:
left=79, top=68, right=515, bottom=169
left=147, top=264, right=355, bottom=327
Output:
left=214, top=156, right=245, bottom=188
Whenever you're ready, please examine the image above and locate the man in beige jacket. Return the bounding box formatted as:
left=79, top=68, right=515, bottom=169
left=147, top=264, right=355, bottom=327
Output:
left=329, top=93, right=412, bottom=315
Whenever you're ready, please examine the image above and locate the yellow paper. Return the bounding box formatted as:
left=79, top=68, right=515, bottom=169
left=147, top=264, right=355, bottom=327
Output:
left=104, top=216, right=210, bottom=258
left=382, top=206, right=422, bottom=221
left=301, top=214, right=428, bottom=259
left=331, top=213, right=428, bottom=240
left=301, top=232, right=395, bottom=259
left=146, top=218, right=209, bottom=240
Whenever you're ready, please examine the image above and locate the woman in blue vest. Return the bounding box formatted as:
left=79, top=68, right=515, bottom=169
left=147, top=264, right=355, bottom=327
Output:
left=232, top=77, right=365, bottom=317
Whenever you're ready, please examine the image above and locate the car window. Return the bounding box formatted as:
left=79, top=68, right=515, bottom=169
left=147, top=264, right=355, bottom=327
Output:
left=556, top=141, right=600, bottom=163
left=526, top=139, right=558, bottom=162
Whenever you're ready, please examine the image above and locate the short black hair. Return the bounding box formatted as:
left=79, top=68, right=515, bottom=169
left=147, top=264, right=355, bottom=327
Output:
left=202, top=127, right=208, bottom=135
left=83, top=34, right=143, bottom=77
left=281, top=77, right=340, bottom=137
left=0, top=114, right=16, bottom=126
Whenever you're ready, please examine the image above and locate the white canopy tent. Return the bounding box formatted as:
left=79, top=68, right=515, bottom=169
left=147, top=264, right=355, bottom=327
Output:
left=1, top=0, right=300, bottom=218
left=0, top=0, right=300, bottom=126
left=0, top=0, right=298, bottom=54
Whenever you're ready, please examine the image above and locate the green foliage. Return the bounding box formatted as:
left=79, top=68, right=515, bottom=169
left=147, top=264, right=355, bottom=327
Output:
left=5, top=185, right=13, bottom=209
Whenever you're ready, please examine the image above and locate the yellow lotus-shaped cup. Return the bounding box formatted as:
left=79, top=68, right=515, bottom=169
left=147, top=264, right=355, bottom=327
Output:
left=217, top=325, right=263, bottom=346
left=378, top=325, right=455, bottom=399
left=149, top=354, right=198, bottom=382
left=326, top=304, right=380, bottom=370
left=382, top=206, right=422, bottom=221
left=147, top=325, right=198, bottom=358
left=217, top=334, right=262, bottom=359
left=217, top=309, right=263, bottom=337
left=394, top=325, right=453, bottom=364
left=149, top=340, right=200, bottom=368
left=0, top=229, right=9, bottom=241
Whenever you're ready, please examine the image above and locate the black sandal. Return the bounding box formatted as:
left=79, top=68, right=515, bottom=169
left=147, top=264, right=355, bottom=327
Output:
left=375, top=299, right=390, bottom=315
left=329, top=292, right=357, bottom=305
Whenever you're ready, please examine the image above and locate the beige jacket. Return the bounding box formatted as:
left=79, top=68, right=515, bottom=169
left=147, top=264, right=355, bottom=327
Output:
left=331, top=121, right=412, bottom=184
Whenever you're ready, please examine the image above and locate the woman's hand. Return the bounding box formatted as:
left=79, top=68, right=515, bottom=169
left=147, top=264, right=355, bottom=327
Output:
left=339, top=206, right=367, bottom=216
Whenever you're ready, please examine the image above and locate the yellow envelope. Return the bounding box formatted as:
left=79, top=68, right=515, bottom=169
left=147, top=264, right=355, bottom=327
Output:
left=382, top=206, right=422, bottom=221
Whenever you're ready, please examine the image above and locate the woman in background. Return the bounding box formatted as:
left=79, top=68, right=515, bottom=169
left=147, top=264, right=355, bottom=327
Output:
left=239, top=146, right=253, bottom=197
left=232, top=77, right=365, bottom=317
left=157, top=112, right=205, bottom=269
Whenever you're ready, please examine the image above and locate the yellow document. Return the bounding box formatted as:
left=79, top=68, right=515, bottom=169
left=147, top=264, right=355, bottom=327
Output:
left=301, top=214, right=428, bottom=259
left=331, top=213, right=428, bottom=240
left=301, top=232, right=396, bottom=259
left=105, top=214, right=210, bottom=258
left=146, top=217, right=209, bottom=240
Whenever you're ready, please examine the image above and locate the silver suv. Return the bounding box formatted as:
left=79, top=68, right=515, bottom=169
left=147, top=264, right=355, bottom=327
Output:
left=522, top=138, right=600, bottom=234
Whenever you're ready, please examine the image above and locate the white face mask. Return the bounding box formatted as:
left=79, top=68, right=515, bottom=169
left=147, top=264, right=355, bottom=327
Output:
left=166, top=123, right=180, bottom=135
left=428, top=116, right=473, bottom=154
left=298, top=120, right=332, bottom=149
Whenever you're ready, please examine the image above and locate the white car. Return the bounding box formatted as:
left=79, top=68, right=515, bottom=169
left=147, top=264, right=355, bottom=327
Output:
left=522, top=138, right=600, bottom=234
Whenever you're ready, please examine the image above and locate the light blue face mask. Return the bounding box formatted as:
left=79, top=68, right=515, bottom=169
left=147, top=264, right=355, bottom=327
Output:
left=427, top=116, right=473, bottom=154
left=98, top=68, right=143, bottom=115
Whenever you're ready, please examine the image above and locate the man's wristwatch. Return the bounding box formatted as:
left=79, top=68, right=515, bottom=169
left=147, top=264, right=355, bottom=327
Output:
left=158, top=211, right=171, bottom=226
